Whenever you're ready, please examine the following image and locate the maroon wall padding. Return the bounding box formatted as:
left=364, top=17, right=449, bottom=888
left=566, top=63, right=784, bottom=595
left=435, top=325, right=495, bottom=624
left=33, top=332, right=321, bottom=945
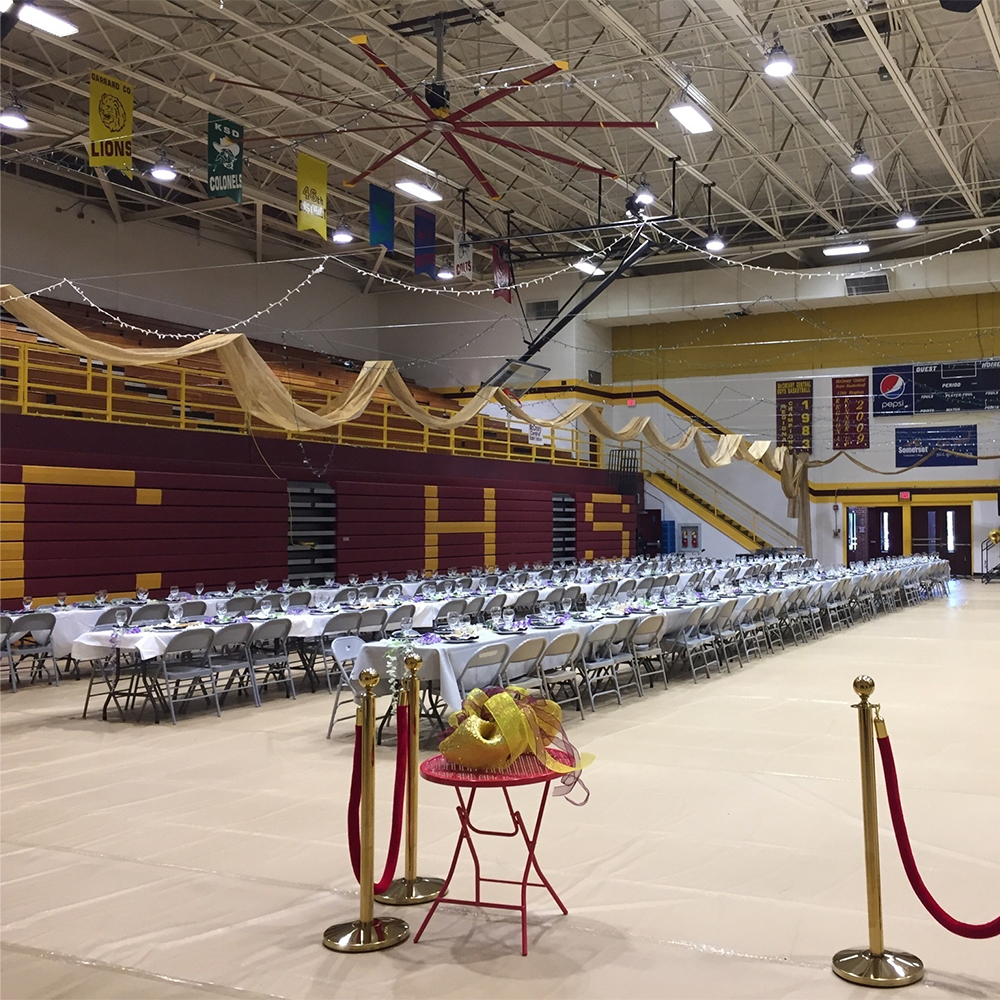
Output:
left=5, top=415, right=622, bottom=601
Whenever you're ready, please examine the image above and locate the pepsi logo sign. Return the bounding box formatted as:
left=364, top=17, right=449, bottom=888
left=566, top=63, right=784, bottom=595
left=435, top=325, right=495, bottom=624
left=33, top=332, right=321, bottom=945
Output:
left=879, top=373, right=907, bottom=399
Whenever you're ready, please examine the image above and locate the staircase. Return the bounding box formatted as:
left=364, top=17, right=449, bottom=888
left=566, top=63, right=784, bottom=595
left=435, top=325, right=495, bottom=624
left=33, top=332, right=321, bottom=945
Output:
left=646, top=460, right=798, bottom=551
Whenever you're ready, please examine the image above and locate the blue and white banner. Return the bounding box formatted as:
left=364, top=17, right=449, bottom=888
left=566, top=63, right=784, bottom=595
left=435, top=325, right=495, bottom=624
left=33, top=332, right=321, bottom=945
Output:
left=874, top=359, right=1000, bottom=416
left=894, top=424, right=978, bottom=467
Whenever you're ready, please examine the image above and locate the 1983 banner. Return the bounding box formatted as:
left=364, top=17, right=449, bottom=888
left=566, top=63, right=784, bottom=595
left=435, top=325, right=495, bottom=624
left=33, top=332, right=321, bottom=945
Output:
left=776, top=379, right=813, bottom=451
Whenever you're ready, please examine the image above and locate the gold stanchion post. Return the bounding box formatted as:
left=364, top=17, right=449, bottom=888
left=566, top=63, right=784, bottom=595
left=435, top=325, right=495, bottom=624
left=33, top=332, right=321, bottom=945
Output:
left=377, top=652, right=447, bottom=905
left=323, top=668, right=410, bottom=952
left=832, top=676, right=923, bottom=987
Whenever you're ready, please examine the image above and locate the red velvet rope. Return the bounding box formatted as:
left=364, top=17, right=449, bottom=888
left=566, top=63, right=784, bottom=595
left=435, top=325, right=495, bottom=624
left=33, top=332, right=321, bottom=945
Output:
left=347, top=703, right=409, bottom=894
left=877, top=733, right=1000, bottom=939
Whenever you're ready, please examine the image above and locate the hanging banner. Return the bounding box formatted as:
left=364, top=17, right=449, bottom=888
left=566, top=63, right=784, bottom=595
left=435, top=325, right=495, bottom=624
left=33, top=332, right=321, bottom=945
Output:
left=89, top=71, right=133, bottom=177
left=413, top=207, right=436, bottom=276
left=874, top=359, right=1000, bottom=416
left=775, top=378, right=812, bottom=452
left=454, top=228, right=473, bottom=279
left=296, top=152, right=327, bottom=236
left=832, top=375, right=870, bottom=450
left=894, top=424, right=977, bottom=467
left=207, top=115, right=243, bottom=205
left=492, top=242, right=512, bottom=302
left=369, top=183, right=394, bottom=250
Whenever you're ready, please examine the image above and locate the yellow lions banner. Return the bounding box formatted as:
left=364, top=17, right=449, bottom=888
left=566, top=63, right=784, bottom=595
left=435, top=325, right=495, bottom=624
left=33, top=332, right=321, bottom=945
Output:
left=89, top=71, right=133, bottom=177
left=296, top=152, right=327, bottom=236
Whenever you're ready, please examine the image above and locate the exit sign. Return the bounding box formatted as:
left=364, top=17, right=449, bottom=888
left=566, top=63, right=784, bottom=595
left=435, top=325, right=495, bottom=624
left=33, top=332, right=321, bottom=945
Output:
left=626, top=398, right=636, bottom=407
left=899, top=490, right=912, bottom=501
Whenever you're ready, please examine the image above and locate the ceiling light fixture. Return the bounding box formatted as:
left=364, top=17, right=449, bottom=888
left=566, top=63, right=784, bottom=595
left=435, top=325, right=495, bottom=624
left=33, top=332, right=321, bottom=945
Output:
left=436, top=265, right=455, bottom=281
left=395, top=179, right=442, bottom=202
left=703, top=182, right=725, bottom=253
left=0, top=101, right=28, bottom=130
left=573, top=259, right=606, bottom=276
left=331, top=219, right=354, bottom=244
left=13, top=3, right=78, bottom=36
left=763, top=42, right=794, bottom=78
left=668, top=101, right=713, bottom=134
left=895, top=212, right=917, bottom=230
left=149, top=156, right=177, bottom=182
left=850, top=142, right=875, bottom=177
left=634, top=178, right=654, bottom=206
left=823, top=242, right=871, bottom=256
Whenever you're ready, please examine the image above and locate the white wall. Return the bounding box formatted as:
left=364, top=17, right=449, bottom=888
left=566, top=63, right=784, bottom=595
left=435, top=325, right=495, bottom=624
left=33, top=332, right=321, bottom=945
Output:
left=644, top=478, right=745, bottom=560
left=0, top=173, right=380, bottom=359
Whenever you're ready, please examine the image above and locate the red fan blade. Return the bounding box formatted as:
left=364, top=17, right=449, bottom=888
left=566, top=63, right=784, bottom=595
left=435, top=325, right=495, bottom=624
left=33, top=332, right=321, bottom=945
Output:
left=458, top=129, right=618, bottom=178
left=442, top=133, right=501, bottom=200
left=455, top=119, right=658, bottom=130
left=208, top=73, right=425, bottom=123
left=343, top=130, right=431, bottom=188
left=243, top=124, right=427, bottom=144
left=449, top=62, right=568, bottom=122
left=350, top=34, right=436, bottom=119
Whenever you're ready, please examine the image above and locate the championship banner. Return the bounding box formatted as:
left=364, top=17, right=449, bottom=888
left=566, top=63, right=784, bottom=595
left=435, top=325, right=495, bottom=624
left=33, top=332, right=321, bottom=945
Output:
left=492, top=242, right=512, bottom=302
left=207, top=115, right=243, bottom=205
left=775, top=378, right=813, bottom=452
left=832, top=375, right=870, bottom=450
left=89, top=71, right=133, bottom=177
left=454, top=228, right=473, bottom=279
left=413, top=207, right=436, bottom=276
left=296, top=152, right=326, bottom=236
left=369, top=183, right=394, bottom=250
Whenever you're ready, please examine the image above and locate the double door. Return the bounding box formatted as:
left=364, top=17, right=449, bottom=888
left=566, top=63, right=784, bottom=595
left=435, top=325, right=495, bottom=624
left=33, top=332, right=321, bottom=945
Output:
left=846, top=503, right=972, bottom=577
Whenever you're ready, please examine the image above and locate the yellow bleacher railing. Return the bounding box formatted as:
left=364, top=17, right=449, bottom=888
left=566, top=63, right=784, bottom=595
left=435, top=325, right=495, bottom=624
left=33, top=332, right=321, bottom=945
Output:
left=0, top=337, right=603, bottom=469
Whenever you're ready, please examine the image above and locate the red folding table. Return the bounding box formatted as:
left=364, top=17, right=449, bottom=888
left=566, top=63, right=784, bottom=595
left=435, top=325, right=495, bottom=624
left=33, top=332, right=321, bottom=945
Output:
left=414, top=751, right=571, bottom=956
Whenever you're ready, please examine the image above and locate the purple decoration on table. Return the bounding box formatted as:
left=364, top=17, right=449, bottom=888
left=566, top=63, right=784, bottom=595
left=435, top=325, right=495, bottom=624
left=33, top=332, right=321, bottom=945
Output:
left=418, top=633, right=442, bottom=645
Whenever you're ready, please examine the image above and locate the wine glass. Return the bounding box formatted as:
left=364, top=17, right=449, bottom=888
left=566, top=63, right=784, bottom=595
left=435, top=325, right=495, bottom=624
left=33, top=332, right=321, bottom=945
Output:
left=95, top=590, right=108, bottom=606
left=226, top=581, right=236, bottom=596
left=136, top=588, right=148, bottom=604
left=195, top=582, right=204, bottom=596
left=279, top=594, right=290, bottom=612
left=446, top=611, right=460, bottom=630
left=168, top=585, right=180, bottom=601
left=490, top=608, right=502, bottom=627
left=349, top=574, right=359, bottom=587
left=168, top=605, right=183, bottom=626
left=303, top=578, right=312, bottom=589
left=502, top=608, right=514, bottom=628
left=323, top=576, right=334, bottom=588
left=21, top=596, right=32, bottom=614
left=261, top=579, right=269, bottom=592
left=114, top=608, right=129, bottom=629
left=281, top=578, right=290, bottom=592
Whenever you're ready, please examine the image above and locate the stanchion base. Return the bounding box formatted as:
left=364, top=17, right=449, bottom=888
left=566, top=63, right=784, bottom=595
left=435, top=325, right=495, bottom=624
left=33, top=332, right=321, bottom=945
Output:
left=376, top=876, right=447, bottom=906
left=832, top=947, right=924, bottom=988
left=322, top=917, right=409, bottom=953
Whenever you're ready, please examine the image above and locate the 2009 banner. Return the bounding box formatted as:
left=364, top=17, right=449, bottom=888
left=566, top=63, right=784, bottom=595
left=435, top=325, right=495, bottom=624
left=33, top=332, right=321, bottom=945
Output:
left=89, top=71, right=133, bottom=177
left=832, top=376, right=870, bottom=450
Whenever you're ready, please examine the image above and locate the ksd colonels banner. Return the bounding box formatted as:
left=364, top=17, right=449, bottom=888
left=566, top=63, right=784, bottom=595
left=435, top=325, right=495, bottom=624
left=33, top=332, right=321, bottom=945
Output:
left=89, top=71, right=133, bottom=177
left=207, top=115, right=243, bottom=204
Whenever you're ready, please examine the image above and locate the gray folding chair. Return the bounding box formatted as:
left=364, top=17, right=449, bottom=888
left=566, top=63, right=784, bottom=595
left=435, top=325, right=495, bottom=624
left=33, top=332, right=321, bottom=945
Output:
left=247, top=618, right=295, bottom=700
left=130, top=603, right=170, bottom=624
left=141, top=628, right=218, bottom=724
left=5, top=612, right=58, bottom=690
left=383, top=604, right=416, bottom=638
left=503, top=636, right=546, bottom=685
left=326, top=635, right=367, bottom=738
left=534, top=632, right=586, bottom=720
left=577, top=622, right=622, bottom=710
left=210, top=622, right=255, bottom=706
left=225, top=596, right=256, bottom=614
left=630, top=614, right=668, bottom=689
left=180, top=600, right=207, bottom=619
left=454, top=643, right=509, bottom=700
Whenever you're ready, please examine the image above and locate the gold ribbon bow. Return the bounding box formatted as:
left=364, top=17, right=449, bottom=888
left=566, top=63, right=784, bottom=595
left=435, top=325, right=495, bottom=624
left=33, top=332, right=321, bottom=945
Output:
left=440, top=685, right=593, bottom=775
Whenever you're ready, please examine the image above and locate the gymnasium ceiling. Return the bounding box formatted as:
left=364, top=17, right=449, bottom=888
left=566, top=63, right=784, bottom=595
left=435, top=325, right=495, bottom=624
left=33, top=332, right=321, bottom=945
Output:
left=2, top=0, right=1000, bottom=285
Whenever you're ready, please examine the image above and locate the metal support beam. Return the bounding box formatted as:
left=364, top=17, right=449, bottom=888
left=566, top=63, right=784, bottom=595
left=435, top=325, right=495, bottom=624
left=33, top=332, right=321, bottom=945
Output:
left=122, top=196, right=236, bottom=223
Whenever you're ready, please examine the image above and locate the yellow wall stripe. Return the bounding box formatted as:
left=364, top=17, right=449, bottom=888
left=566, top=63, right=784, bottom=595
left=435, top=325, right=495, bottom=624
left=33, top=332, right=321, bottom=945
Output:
left=0, top=504, right=25, bottom=523
left=136, top=572, right=162, bottom=591
left=0, top=522, right=24, bottom=542
left=1, top=541, right=24, bottom=562
left=0, top=484, right=25, bottom=503
left=1, top=560, right=25, bottom=581
left=135, top=488, right=162, bottom=505
left=21, top=465, right=135, bottom=487
left=1, top=580, right=25, bottom=600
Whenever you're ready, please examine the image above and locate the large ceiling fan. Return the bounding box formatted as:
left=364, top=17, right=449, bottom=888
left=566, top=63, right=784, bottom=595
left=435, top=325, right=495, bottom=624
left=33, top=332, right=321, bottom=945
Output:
left=223, top=8, right=657, bottom=201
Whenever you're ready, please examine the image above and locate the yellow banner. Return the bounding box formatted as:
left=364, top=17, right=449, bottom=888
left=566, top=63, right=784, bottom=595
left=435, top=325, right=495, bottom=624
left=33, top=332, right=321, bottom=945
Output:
left=89, top=71, right=133, bottom=178
left=297, top=152, right=327, bottom=236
